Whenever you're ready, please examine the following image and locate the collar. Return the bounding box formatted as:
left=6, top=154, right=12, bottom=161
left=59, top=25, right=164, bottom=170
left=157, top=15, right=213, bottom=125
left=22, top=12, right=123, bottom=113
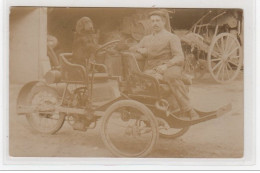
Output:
left=152, top=29, right=166, bottom=36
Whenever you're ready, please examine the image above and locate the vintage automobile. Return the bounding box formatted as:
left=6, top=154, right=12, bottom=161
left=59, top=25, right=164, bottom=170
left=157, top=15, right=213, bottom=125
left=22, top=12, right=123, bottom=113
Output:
left=16, top=36, right=231, bottom=157
left=16, top=9, right=232, bottom=157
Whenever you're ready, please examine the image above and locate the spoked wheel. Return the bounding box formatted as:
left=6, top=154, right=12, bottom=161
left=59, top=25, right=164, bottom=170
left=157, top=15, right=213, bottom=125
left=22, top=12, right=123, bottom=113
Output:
left=26, top=85, right=65, bottom=134
left=208, top=33, right=243, bottom=83
left=157, top=116, right=189, bottom=139
left=101, top=100, right=158, bottom=157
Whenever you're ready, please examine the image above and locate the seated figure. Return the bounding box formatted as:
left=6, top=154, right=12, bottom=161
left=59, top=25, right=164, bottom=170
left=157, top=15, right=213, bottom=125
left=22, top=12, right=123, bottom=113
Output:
left=130, top=10, right=199, bottom=119
left=72, top=17, right=99, bottom=66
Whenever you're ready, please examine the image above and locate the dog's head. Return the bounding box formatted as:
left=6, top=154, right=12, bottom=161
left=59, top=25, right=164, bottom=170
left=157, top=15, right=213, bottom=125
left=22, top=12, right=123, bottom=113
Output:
left=75, top=17, right=94, bottom=34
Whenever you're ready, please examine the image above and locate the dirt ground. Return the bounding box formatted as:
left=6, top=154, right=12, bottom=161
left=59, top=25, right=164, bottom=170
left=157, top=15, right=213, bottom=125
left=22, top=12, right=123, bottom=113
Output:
left=9, top=73, right=244, bottom=158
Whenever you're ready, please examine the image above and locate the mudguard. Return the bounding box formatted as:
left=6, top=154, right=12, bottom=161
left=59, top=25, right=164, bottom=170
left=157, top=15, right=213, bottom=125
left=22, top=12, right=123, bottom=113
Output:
left=16, top=81, right=46, bottom=115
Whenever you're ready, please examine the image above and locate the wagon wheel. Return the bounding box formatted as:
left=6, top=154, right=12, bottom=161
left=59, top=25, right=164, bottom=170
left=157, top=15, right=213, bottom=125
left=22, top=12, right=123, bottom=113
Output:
left=207, top=33, right=243, bottom=83
left=26, top=85, right=65, bottom=134
left=101, top=100, right=158, bottom=157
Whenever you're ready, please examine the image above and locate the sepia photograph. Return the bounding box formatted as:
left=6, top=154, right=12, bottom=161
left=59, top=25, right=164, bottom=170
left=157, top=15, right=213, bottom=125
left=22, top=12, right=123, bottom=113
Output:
left=9, top=7, right=244, bottom=158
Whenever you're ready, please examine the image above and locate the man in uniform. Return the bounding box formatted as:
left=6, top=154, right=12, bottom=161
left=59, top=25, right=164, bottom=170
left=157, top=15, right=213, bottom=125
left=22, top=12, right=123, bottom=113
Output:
left=131, top=10, right=199, bottom=119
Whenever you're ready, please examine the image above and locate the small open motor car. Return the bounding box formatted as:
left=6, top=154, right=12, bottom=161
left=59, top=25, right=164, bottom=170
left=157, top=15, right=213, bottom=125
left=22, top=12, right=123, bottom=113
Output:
left=16, top=9, right=233, bottom=157
left=16, top=36, right=232, bottom=157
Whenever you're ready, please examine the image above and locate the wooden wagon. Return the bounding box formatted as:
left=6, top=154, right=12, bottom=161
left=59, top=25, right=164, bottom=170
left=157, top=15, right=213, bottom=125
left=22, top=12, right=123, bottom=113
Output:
left=180, top=9, right=243, bottom=83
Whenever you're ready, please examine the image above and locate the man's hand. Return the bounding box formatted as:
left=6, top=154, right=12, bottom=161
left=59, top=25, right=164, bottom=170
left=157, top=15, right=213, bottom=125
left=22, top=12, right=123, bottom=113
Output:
left=144, top=69, right=164, bottom=80
left=136, top=48, right=147, bottom=55
left=155, top=64, right=168, bottom=74
left=168, top=56, right=184, bottom=67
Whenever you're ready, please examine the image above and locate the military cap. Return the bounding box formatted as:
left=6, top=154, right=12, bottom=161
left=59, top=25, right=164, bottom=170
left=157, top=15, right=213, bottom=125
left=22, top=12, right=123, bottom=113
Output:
left=148, top=9, right=167, bottom=19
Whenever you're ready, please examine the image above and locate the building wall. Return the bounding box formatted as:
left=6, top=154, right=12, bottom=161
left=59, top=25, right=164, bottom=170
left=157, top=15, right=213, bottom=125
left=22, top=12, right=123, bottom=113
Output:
left=9, top=7, right=48, bottom=84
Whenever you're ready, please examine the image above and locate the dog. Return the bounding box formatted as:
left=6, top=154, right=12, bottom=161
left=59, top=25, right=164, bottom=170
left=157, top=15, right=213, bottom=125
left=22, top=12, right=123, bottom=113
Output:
left=72, top=17, right=99, bottom=65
